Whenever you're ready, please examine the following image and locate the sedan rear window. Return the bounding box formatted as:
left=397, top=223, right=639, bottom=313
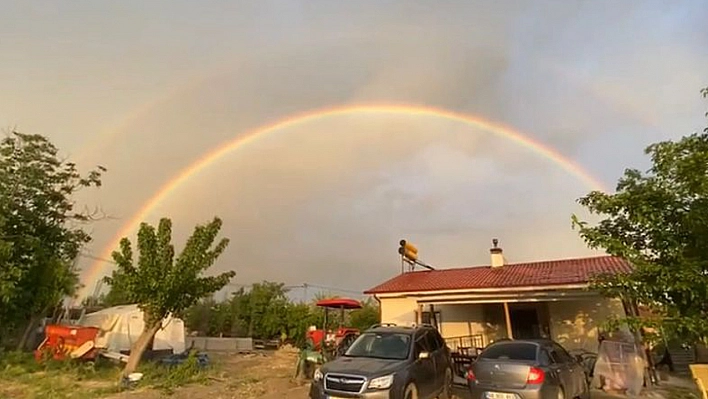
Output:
left=478, top=343, right=537, bottom=361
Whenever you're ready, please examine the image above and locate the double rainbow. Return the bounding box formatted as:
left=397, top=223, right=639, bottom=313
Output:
left=77, top=104, right=606, bottom=300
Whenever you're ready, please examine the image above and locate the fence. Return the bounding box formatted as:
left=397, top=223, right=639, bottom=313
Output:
left=444, top=334, right=485, bottom=354
left=445, top=334, right=485, bottom=383
left=186, top=337, right=253, bottom=352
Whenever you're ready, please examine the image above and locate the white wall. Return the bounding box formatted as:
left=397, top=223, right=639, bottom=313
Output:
left=548, top=298, right=626, bottom=352
left=379, top=300, right=488, bottom=340
left=379, top=299, right=492, bottom=346
left=379, top=296, right=418, bottom=326
left=379, top=294, right=627, bottom=352
left=436, top=304, right=486, bottom=338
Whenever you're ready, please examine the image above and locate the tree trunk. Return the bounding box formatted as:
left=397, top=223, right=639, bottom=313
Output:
left=121, top=322, right=162, bottom=378
left=17, top=314, right=40, bottom=351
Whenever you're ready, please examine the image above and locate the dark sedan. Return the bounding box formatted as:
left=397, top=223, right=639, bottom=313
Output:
left=467, top=339, right=589, bottom=399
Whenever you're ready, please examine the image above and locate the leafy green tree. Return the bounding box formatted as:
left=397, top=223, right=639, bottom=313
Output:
left=349, top=297, right=380, bottom=331
left=225, top=288, right=251, bottom=336
left=0, top=214, right=17, bottom=308
left=573, top=87, right=708, bottom=345
left=104, top=217, right=235, bottom=377
left=184, top=297, right=219, bottom=336
left=280, top=302, right=320, bottom=347
left=101, top=271, right=133, bottom=307
left=80, top=294, right=105, bottom=308
left=180, top=284, right=375, bottom=348
left=244, top=281, right=289, bottom=338
left=0, top=132, right=104, bottom=348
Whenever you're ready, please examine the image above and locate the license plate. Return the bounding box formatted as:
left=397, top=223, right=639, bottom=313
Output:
left=485, top=392, right=516, bottom=399
left=326, top=396, right=347, bottom=399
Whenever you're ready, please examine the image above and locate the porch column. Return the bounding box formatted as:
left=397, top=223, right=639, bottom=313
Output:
left=503, top=302, right=514, bottom=339
left=429, top=304, right=438, bottom=329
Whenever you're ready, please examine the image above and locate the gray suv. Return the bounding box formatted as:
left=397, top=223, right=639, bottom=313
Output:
left=309, top=324, right=453, bottom=399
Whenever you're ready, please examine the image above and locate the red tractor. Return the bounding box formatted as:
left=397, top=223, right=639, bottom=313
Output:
left=306, top=298, right=362, bottom=356
left=296, top=298, right=362, bottom=379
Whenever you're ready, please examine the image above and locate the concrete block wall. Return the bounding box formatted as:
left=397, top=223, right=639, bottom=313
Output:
left=186, top=337, right=253, bottom=352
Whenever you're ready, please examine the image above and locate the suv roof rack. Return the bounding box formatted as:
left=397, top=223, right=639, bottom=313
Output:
left=369, top=323, right=398, bottom=329
left=367, top=322, right=439, bottom=330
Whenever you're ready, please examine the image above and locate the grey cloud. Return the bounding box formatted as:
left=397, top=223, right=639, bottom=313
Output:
left=0, top=1, right=704, bottom=296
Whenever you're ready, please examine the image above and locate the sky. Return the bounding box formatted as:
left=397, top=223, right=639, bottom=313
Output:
left=1, top=0, right=707, bottom=302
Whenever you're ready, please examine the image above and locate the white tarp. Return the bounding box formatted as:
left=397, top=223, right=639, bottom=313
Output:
left=78, top=304, right=186, bottom=354
left=593, top=336, right=646, bottom=396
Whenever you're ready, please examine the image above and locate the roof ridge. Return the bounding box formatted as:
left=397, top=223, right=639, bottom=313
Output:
left=413, top=254, right=620, bottom=273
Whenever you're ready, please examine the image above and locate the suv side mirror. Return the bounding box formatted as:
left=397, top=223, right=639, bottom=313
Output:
left=418, top=351, right=430, bottom=359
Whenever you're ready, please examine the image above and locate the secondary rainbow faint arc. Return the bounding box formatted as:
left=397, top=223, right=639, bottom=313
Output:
left=80, top=103, right=607, bottom=298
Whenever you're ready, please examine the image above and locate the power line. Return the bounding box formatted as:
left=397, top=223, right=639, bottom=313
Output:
left=222, top=282, right=365, bottom=295
left=76, top=255, right=368, bottom=298
left=300, top=283, right=365, bottom=295
left=78, top=252, right=116, bottom=264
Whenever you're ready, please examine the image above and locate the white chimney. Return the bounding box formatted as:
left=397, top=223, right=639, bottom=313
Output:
left=490, top=238, right=505, bottom=268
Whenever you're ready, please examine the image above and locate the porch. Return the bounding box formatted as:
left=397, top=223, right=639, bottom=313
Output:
left=412, top=288, right=626, bottom=353
left=412, top=290, right=625, bottom=382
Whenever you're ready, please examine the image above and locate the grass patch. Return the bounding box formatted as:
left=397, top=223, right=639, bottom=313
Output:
left=0, top=350, right=214, bottom=398
left=0, top=351, right=121, bottom=399
left=135, top=351, right=214, bottom=394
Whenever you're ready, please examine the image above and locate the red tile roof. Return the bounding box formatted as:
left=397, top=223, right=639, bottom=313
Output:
left=364, top=255, right=632, bottom=294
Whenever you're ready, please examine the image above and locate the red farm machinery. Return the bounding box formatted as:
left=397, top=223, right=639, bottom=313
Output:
left=34, top=324, right=102, bottom=362
left=295, top=298, right=362, bottom=379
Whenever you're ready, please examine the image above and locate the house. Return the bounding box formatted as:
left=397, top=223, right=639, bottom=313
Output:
left=364, top=242, right=633, bottom=353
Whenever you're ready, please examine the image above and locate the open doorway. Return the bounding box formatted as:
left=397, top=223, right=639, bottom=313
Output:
left=509, top=304, right=549, bottom=339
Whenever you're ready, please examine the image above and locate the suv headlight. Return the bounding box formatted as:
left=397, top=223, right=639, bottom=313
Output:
left=368, top=374, right=394, bottom=390
left=313, top=368, right=323, bottom=382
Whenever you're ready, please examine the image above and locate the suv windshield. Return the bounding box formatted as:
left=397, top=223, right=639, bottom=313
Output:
left=344, top=332, right=411, bottom=360
left=479, top=342, right=537, bottom=361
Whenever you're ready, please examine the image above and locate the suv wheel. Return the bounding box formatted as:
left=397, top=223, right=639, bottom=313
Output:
left=404, top=382, right=418, bottom=399
left=438, top=368, right=452, bottom=399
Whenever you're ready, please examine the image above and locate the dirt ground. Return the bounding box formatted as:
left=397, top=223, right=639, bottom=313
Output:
left=109, top=346, right=473, bottom=399
left=11, top=347, right=694, bottom=399
left=110, top=346, right=311, bottom=399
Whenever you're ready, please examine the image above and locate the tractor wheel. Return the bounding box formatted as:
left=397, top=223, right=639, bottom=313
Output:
left=294, top=354, right=309, bottom=380
left=294, top=357, right=303, bottom=379
left=303, top=361, right=315, bottom=379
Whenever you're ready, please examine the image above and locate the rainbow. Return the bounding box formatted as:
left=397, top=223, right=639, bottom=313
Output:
left=71, top=58, right=660, bottom=169
left=76, top=103, right=607, bottom=300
